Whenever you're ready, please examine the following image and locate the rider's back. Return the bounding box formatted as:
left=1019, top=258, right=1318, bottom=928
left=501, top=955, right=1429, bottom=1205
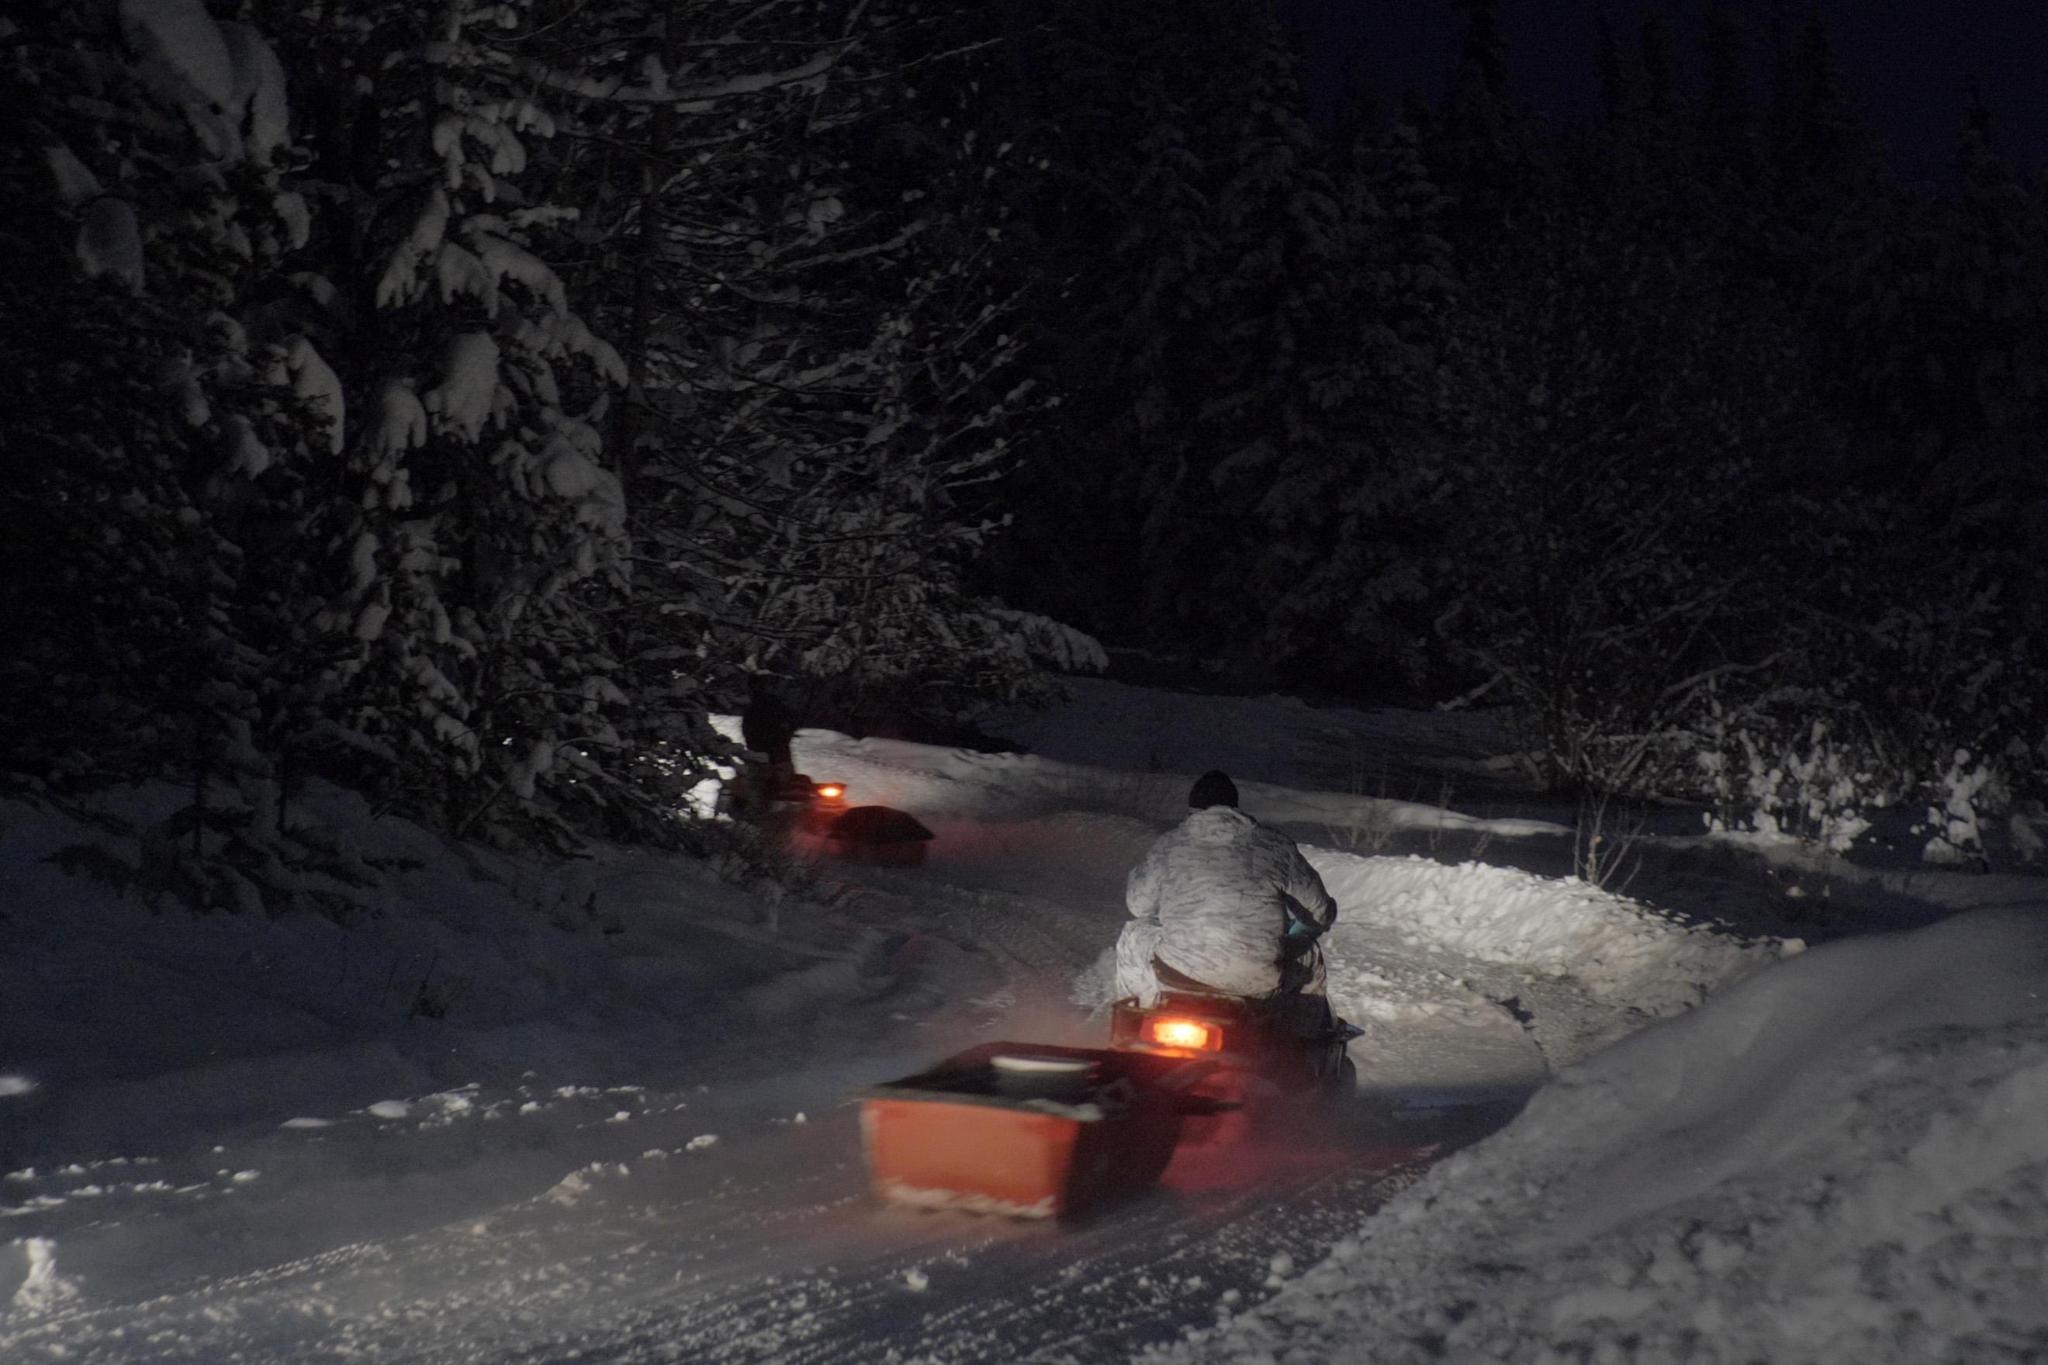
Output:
left=1127, top=805, right=1333, bottom=999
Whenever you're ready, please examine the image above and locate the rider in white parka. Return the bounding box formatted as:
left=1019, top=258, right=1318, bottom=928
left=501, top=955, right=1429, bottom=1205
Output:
left=1113, top=770, right=1338, bottom=1007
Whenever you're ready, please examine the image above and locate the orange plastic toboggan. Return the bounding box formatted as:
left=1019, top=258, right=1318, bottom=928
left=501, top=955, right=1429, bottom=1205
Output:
left=857, top=1043, right=1195, bottom=1220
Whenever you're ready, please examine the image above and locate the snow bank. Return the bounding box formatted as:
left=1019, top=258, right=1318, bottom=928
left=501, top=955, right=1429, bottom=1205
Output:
left=1162, top=906, right=2048, bottom=1365
left=0, top=782, right=911, bottom=1169
left=1316, top=853, right=1790, bottom=1017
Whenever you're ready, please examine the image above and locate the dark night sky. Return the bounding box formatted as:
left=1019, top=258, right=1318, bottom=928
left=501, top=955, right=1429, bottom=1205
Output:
left=1279, top=0, right=2048, bottom=187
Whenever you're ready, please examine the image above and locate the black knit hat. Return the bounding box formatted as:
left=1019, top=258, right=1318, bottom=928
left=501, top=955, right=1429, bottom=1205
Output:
left=1188, top=770, right=1239, bottom=809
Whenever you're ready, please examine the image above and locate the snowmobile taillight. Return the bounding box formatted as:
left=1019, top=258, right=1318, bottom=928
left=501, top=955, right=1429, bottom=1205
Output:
left=1143, top=1016, right=1222, bottom=1053
left=815, top=782, right=846, bottom=801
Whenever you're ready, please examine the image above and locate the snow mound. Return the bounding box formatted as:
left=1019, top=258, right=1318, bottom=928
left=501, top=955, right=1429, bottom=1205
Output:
left=7, top=1239, right=79, bottom=1318
left=1164, top=907, right=2048, bottom=1365
left=1315, top=853, right=1789, bottom=1017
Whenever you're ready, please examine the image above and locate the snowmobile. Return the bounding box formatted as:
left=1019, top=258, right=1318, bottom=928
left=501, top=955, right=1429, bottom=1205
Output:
left=723, top=762, right=849, bottom=827
left=727, top=763, right=938, bottom=865
left=856, top=952, right=1363, bottom=1221
left=1112, top=967, right=1359, bottom=1097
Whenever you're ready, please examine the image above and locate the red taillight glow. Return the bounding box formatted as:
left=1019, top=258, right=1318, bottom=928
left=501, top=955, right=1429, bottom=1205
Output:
left=1144, top=1017, right=1222, bottom=1052
left=815, top=783, right=845, bottom=800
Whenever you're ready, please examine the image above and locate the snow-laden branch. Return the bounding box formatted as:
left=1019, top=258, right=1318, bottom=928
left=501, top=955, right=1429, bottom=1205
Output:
left=522, top=50, right=839, bottom=109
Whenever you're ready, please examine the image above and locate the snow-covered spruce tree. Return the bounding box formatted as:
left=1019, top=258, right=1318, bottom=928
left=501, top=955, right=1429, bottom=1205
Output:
left=1430, top=189, right=1817, bottom=797
left=989, top=1, right=1292, bottom=663
left=1426, top=0, right=1534, bottom=249
left=1138, top=11, right=1338, bottom=676
left=1200, top=95, right=1461, bottom=695
left=539, top=0, right=1071, bottom=741
left=1691, top=78, right=2048, bottom=852
left=0, top=1, right=379, bottom=911
left=1408, top=4, right=1863, bottom=798
left=1753, top=8, right=1892, bottom=480
left=998, top=2, right=1459, bottom=695
left=259, top=0, right=635, bottom=847
left=1098, top=66, right=1228, bottom=654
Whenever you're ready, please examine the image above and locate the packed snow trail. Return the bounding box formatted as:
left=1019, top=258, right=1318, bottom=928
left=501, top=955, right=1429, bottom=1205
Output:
left=2, top=1095, right=1454, bottom=1365
left=0, top=971, right=1479, bottom=1365
left=2, top=683, right=1795, bottom=1361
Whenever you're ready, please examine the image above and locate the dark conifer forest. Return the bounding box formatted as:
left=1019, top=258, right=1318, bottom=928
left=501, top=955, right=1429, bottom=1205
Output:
left=4, top=0, right=2044, bottom=901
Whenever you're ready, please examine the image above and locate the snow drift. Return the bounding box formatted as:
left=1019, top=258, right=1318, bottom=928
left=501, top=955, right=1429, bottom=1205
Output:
left=1314, top=852, right=1792, bottom=1017
left=1163, top=906, right=2048, bottom=1365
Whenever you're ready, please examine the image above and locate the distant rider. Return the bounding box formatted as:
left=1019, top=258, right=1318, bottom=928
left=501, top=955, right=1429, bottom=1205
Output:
left=726, top=672, right=804, bottom=817
left=740, top=673, right=798, bottom=777
left=1113, top=770, right=1337, bottom=1007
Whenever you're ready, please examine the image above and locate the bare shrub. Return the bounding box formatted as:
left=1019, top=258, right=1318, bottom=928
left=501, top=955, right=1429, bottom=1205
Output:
left=1320, top=797, right=1398, bottom=856
left=1574, top=789, right=1646, bottom=894
left=1424, top=778, right=1462, bottom=859
left=1315, top=760, right=1403, bottom=856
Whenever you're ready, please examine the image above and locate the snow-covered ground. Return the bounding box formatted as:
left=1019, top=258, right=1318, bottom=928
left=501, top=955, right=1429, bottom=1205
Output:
left=1, top=678, right=2041, bottom=1362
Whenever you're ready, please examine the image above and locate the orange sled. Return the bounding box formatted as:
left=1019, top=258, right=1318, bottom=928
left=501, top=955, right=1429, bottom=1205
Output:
left=856, top=1042, right=1215, bottom=1220
left=857, top=986, right=1362, bottom=1220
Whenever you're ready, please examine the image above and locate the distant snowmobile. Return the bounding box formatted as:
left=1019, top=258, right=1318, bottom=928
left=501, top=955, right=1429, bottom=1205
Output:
left=721, top=763, right=848, bottom=826
left=725, top=764, right=936, bottom=866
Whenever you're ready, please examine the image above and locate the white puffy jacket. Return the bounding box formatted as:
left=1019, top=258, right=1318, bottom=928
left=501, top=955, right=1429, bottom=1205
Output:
left=1112, top=805, right=1337, bottom=1004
